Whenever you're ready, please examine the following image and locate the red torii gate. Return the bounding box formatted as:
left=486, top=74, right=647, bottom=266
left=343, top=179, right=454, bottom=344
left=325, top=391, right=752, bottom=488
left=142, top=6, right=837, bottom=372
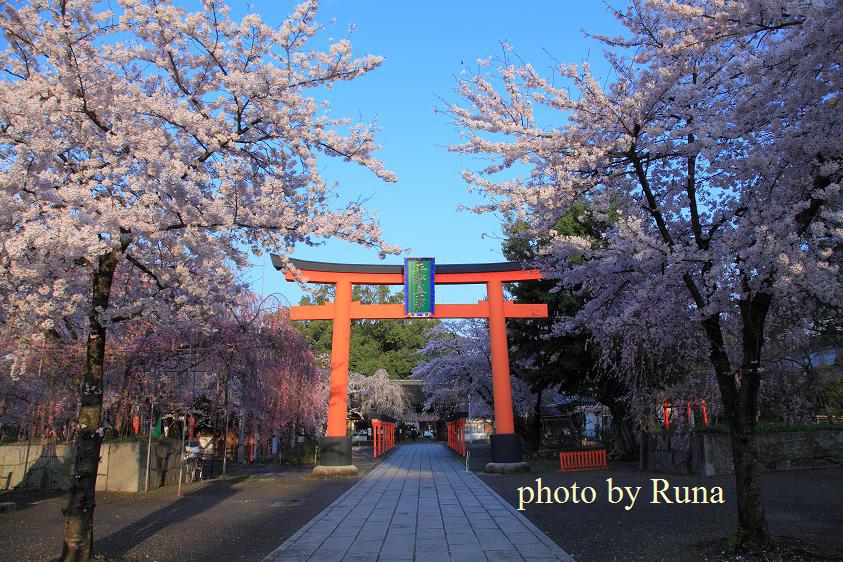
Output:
left=273, top=256, right=548, bottom=474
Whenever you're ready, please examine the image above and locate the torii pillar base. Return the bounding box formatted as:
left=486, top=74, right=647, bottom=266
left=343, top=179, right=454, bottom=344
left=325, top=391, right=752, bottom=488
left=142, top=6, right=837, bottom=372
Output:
left=490, top=433, right=523, bottom=464
left=312, top=464, right=358, bottom=478
left=313, top=436, right=357, bottom=477
left=486, top=435, right=530, bottom=473
left=485, top=461, right=530, bottom=474
left=318, top=436, right=353, bottom=467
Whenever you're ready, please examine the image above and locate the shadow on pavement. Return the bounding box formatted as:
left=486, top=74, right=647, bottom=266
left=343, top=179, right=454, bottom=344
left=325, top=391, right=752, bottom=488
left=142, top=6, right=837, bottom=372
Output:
left=95, top=475, right=248, bottom=558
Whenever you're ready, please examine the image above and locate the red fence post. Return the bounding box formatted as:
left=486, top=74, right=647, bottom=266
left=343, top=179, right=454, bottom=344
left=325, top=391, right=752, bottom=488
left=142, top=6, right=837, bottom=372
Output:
left=701, top=400, right=709, bottom=426
left=559, top=449, right=609, bottom=472
left=460, top=419, right=466, bottom=457
left=372, top=420, right=379, bottom=459
left=454, top=421, right=458, bottom=454
left=457, top=420, right=461, bottom=456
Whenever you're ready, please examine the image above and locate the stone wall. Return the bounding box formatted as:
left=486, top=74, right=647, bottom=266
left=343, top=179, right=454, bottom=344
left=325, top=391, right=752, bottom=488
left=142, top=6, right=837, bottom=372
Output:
left=644, top=431, right=705, bottom=475
left=0, top=440, right=182, bottom=492
left=644, top=428, right=843, bottom=476
left=0, top=442, right=73, bottom=491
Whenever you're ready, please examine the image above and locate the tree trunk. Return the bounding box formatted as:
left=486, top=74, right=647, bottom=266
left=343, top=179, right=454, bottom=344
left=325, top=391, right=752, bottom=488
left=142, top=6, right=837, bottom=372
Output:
left=703, top=299, right=771, bottom=549
left=606, top=401, right=637, bottom=460
left=61, top=249, right=121, bottom=562
left=113, top=357, right=135, bottom=437
left=726, top=402, right=768, bottom=548
left=532, top=383, right=544, bottom=448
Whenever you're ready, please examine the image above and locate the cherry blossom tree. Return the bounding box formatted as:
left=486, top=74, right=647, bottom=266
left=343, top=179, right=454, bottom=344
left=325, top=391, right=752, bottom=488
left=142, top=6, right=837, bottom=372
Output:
left=448, top=0, right=841, bottom=547
left=413, top=320, right=535, bottom=418
left=0, top=333, right=82, bottom=442
left=348, top=368, right=406, bottom=419
left=0, top=0, right=397, bottom=558
left=216, top=299, right=322, bottom=456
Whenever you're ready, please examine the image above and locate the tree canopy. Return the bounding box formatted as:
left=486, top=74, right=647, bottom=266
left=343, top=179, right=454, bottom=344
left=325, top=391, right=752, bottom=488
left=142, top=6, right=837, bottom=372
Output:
left=449, top=0, right=842, bottom=547
left=0, top=0, right=396, bottom=558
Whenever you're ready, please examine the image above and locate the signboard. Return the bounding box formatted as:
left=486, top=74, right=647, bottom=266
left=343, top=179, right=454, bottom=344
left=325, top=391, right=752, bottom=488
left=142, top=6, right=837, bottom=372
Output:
left=404, top=257, right=435, bottom=317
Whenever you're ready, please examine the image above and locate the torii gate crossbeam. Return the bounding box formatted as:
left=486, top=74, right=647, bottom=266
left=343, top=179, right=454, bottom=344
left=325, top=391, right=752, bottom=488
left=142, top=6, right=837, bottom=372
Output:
left=273, top=256, right=548, bottom=475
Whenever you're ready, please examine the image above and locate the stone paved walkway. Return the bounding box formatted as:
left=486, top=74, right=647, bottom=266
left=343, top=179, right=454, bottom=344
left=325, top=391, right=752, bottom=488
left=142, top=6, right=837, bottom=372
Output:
left=262, top=443, right=574, bottom=562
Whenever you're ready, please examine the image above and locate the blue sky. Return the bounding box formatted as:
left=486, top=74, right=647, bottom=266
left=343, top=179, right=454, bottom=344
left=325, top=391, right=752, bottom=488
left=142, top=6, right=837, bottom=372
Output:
left=244, top=1, right=627, bottom=306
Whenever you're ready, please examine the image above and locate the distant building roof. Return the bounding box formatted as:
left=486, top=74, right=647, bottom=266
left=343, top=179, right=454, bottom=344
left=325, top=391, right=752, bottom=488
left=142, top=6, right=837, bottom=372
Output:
left=396, top=379, right=425, bottom=407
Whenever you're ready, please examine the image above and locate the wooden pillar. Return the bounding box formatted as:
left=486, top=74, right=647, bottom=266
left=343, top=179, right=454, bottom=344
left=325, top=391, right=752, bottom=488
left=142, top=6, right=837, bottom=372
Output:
left=327, top=280, right=352, bottom=437
left=487, top=279, right=515, bottom=434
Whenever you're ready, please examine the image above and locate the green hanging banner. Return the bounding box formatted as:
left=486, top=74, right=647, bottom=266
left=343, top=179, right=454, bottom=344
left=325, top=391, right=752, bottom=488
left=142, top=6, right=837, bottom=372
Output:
left=152, top=418, right=163, bottom=439
left=404, top=258, right=435, bottom=317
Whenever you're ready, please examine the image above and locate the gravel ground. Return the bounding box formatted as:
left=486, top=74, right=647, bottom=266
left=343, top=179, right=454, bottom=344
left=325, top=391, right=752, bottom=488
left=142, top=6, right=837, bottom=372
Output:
left=479, top=460, right=843, bottom=562
left=0, top=448, right=379, bottom=562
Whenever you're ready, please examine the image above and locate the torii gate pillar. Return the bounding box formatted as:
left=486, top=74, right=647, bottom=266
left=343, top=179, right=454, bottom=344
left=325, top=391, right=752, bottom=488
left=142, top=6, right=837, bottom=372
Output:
left=274, top=256, right=547, bottom=475
left=321, top=279, right=354, bottom=468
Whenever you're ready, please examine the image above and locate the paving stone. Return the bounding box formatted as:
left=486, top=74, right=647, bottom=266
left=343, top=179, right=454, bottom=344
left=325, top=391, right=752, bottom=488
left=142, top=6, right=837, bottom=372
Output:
left=344, top=553, right=381, bottom=562
left=388, top=524, right=415, bottom=536
left=260, top=444, right=572, bottom=562
left=515, top=542, right=555, bottom=558
left=416, top=527, right=446, bottom=540
left=476, top=534, right=517, bottom=551
left=333, top=524, right=365, bottom=537
left=347, top=538, right=384, bottom=554
left=445, top=531, right=481, bottom=547
left=447, top=544, right=488, bottom=561
left=483, top=551, right=526, bottom=561
left=503, top=532, right=543, bottom=546
left=313, top=534, right=356, bottom=559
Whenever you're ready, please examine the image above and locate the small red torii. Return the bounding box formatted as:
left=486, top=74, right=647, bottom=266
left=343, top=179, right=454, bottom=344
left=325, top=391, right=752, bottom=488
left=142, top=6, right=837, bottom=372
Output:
left=273, top=256, right=547, bottom=474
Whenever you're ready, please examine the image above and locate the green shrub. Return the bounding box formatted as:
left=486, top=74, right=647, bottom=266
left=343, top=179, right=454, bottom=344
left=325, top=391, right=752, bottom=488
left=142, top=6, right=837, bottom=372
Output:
left=278, top=439, right=318, bottom=465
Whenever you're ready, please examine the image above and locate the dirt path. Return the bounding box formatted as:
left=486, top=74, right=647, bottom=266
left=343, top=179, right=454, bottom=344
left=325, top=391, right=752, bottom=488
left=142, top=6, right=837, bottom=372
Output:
left=479, top=460, right=843, bottom=561
left=0, top=450, right=379, bottom=562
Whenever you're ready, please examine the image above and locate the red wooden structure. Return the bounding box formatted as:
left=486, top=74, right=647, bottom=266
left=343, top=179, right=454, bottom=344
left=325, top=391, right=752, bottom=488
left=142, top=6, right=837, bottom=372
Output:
left=372, top=419, right=395, bottom=459
left=559, top=449, right=608, bottom=472
left=447, top=419, right=467, bottom=457
left=274, top=256, right=548, bottom=468
left=662, top=399, right=709, bottom=430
